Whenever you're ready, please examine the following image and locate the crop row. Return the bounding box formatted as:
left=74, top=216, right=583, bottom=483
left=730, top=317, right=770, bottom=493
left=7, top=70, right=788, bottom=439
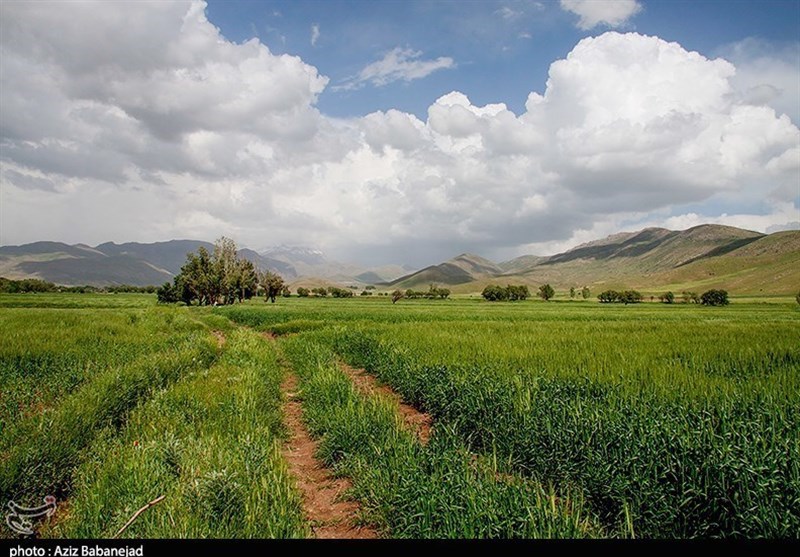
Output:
left=280, top=335, right=599, bottom=538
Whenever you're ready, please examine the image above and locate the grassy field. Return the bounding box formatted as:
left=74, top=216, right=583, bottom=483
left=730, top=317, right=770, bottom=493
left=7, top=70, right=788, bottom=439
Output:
left=1, top=293, right=798, bottom=538
left=218, top=296, right=800, bottom=538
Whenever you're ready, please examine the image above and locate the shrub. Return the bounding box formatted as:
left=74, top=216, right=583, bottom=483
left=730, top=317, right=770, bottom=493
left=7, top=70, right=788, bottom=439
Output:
left=598, top=290, right=620, bottom=303
left=701, top=289, right=729, bottom=306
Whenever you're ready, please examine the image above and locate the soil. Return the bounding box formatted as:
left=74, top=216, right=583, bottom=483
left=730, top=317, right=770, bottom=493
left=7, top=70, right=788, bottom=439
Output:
left=280, top=372, right=378, bottom=539
left=211, top=330, right=226, bottom=348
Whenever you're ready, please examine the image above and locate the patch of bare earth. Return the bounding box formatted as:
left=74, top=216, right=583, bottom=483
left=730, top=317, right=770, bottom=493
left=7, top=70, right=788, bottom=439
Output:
left=211, top=330, right=226, bottom=348
left=339, top=362, right=432, bottom=446
left=281, top=372, right=378, bottom=539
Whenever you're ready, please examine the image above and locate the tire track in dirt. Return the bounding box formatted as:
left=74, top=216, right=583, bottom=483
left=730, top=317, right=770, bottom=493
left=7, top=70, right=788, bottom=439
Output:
left=339, top=362, right=432, bottom=446
left=264, top=332, right=378, bottom=539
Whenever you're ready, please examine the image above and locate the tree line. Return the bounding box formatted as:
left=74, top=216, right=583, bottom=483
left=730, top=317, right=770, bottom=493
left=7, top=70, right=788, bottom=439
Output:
left=0, top=277, right=157, bottom=294
left=157, top=237, right=285, bottom=305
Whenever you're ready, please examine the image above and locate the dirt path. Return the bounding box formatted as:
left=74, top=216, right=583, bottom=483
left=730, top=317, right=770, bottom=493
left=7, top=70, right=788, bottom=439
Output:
left=280, top=372, right=378, bottom=539
left=339, top=362, right=432, bottom=446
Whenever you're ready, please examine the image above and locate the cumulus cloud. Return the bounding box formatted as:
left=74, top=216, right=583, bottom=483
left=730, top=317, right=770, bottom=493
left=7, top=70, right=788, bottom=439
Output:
left=334, top=47, right=455, bottom=91
left=718, top=38, right=800, bottom=124
left=1, top=1, right=797, bottom=267
left=560, top=0, right=641, bottom=30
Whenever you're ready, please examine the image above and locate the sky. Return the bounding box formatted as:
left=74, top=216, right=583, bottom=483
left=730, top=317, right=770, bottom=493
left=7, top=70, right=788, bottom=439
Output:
left=1, top=0, right=798, bottom=267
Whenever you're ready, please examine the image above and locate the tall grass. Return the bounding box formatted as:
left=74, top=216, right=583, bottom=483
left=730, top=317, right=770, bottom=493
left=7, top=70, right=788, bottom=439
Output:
left=48, top=329, right=307, bottom=538
left=281, top=335, right=598, bottom=538
left=0, top=309, right=217, bottom=508
left=222, top=298, right=799, bottom=537
left=331, top=318, right=800, bottom=538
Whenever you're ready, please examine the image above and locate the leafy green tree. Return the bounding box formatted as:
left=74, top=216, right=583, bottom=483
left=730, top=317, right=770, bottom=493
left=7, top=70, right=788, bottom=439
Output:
left=796, top=291, right=800, bottom=305
left=297, top=287, right=310, bottom=297
left=538, top=284, right=555, bottom=301
left=581, top=286, right=590, bottom=300
left=619, top=290, right=643, bottom=305
left=391, top=289, right=404, bottom=304
left=482, top=284, right=508, bottom=301
left=178, top=246, right=217, bottom=305
left=260, top=271, right=285, bottom=303
left=570, top=287, right=576, bottom=299
left=598, top=290, right=620, bottom=303
left=156, top=282, right=179, bottom=304
left=701, top=289, right=729, bottom=306
left=659, top=291, right=675, bottom=304
left=281, top=286, right=291, bottom=297
left=437, top=288, right=451, bottom=299
left=506, top=285, right=529, bottom=301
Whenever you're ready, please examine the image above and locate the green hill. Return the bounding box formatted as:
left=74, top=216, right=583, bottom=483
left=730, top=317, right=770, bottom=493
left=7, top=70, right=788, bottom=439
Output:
left=387, top=253, right=503, bottom=288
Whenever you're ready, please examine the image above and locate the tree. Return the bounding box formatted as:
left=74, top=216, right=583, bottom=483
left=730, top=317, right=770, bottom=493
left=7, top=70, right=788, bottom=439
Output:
left=156, top=282, right=179, bottom=303
left=281, top=286, right=291, bottom=297
left=619, top=290, right=643, bottom=305
left=260, top=271, right=285, bottom=303
left=796, top=291, right=800, bottom=305
left=659, top=291, right=675, bottom=304
left=682, top=291, right=700, bottom=304
left=482, top=284, right=508, bottom=301
left=581, top=286, right=590, bottom=300
left=598, top=290, right=620, bottom=303
left=297, top=287, right=310, bottom=297
left=701, top=289, right=729, bottom=306
left=538, top=284, right=555, bottom=301
left=437, top=288, right=451, bottom=299
left=570, top=287, right=576, bottom=299
left=177, top=246, right=217, bottom=305
left=391, top=289, right=404, bottom=304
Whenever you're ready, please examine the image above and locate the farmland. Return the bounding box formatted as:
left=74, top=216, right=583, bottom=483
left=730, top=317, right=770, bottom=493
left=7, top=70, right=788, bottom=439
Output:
left=1, top=293, right=798, bottom=538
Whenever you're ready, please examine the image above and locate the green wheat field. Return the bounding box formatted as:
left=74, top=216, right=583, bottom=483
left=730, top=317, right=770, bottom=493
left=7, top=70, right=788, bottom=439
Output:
left=1, top=293, right=798, bottom=538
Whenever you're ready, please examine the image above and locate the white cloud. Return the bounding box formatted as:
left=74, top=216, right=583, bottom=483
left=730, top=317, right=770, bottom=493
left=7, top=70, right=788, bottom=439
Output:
left=560, top=0, right=641, bottom=30
left=311, top=23, right=320, bottom=46
left=496, top=7, right=521, bottom=20
left=334, top=47, right=455, bottom=91
left=1, top=0, right=797, bottom=267
left=717, top=38, right=800, bottom=125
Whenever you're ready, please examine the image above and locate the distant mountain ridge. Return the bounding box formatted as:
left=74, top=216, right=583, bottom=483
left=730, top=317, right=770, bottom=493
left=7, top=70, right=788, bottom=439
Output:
left=0, top=240, right=295, bottom=287
left=385, top=225, right=799, bottom=295
left=1, top=224, right=797, bottom=293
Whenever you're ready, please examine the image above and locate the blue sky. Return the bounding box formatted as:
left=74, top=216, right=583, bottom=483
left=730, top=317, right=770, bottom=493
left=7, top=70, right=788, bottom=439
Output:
left=1, top=0, right=798, bottom=266
left=205, top=0, right=800, bottom=120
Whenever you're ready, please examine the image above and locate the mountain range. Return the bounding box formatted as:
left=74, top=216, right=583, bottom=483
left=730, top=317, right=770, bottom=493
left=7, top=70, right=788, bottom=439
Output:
left=385, top=224, right=799, bottom=295
left=1, top=224, right=798, bottom=295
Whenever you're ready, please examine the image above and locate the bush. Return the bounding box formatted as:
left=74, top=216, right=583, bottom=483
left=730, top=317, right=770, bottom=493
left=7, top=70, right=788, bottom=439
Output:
left=682, top=291, right=700, bottom=304
left=701, top=289, right=729, bottom=306
left=598, top=290, right=641, bottom=304
left=619, top=290, right=642, bottom=305
left=296, top=287, right=310, bottom=298
left=156, top=282, right=180, bottom=304
left=659, top=291, right=675, bottom=304
left=538, top=284, right=555, bottom=301
left=482, top=284, right=529, bottom=302
left=598, top=290, right=619, bottom=303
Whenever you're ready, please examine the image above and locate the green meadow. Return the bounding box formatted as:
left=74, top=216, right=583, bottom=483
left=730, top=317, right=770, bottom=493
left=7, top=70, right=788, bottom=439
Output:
left=1, top=293, right=798, bottom=538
